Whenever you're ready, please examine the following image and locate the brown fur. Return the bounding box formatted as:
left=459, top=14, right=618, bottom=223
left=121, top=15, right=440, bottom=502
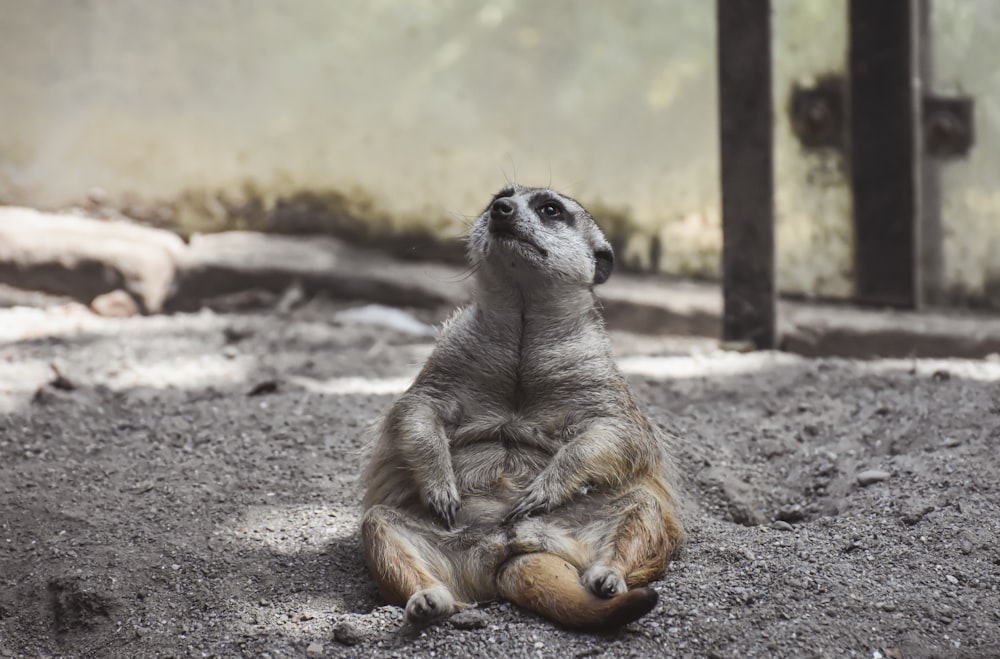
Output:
left=360, top=186, right=684, bottom=628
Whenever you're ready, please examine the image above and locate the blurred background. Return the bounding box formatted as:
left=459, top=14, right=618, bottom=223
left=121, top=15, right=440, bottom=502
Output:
left=0, top=0, right=997, bottom=310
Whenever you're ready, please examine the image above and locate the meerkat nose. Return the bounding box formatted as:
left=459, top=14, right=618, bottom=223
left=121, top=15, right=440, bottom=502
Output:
left=491, top=198, right=516, bottom=220
left=489, top=198, right=518, bottom=235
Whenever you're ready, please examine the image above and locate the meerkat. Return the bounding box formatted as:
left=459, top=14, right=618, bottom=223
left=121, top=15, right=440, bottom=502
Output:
left=361, top=185, right=683, bottom=629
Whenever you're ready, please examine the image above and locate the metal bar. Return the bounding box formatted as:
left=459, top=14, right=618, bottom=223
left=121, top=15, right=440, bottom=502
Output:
left=717, top=0, right=776, bottom=349
left=848, top=0, right=921, bottom=307
left=915, top=0, right=944, bottom=307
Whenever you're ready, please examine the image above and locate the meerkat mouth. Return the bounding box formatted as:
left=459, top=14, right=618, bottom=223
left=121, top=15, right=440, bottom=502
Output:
left=491, top=229, right=548, bottom=258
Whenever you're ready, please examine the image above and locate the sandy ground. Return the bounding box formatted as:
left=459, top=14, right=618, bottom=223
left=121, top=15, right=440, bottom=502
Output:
left=1, top=298, right=999, bottom=659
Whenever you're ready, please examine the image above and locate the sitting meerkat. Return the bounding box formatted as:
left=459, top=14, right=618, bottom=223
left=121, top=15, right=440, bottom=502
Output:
left=361, top=185, right=683, bottom=629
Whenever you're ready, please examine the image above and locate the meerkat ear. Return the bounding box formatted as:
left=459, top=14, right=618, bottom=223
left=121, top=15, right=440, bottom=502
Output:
left=593, top=243, right=614, bottom=285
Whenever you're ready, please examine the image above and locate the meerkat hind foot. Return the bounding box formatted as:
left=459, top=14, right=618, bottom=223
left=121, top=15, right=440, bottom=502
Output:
left=582, top=565, right=628, bottom=598
left=405, top=585, right=456, bottom=624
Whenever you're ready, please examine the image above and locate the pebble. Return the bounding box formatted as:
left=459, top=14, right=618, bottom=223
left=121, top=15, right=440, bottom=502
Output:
left=333, top=620, right=364, bottom=646
left=305, top=641, right=324, bottom=657
left=770, top=520, right=794, bottom=532
left=901, top=504, right=934, bottom=526
left=450, top=609, right=489, bottom=630
left=960, top=540, right=973, bottom=554
left=857, top=470, right=891, bottom=486
left=90, top=290, right=139, bottom=318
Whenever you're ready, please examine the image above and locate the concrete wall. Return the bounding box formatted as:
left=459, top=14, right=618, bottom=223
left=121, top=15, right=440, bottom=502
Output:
left=772, top=0, right=853, bottom=300
left=0, top=0, right=719, bottom=274
left=1, top=1, right=996, bottom=306
left=932, top=0, right=1000, bottom=308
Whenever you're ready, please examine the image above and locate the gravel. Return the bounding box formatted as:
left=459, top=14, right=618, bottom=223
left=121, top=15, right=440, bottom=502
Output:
left=1, top=300, right=999, bottom=658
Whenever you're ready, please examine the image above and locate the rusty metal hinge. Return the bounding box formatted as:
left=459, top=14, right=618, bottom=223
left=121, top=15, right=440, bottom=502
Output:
left=789, top=76, right=974, bottom=159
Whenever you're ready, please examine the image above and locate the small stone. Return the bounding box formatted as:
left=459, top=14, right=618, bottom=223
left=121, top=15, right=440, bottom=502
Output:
left=945, top=574, right=959, bottom=585
left=450, top=608, right=488, bottom=630
left=305, top=641, right=324, bottom=657
left=857, top=470, right=891, bottom=486
left=247, top=380, right=279, bottom=397
left=770, top=520, right=794, bottom=532
left=719, top=340, right=755, bottom=353
left=960, top=540, right=973, bottom=554
left=901, top=504, right=934, bottom=526
left=333, top=620, right=363, bottom=646
left=776, top=504, right=806, bottom=522
left=90, top=290, right=139, bottom=317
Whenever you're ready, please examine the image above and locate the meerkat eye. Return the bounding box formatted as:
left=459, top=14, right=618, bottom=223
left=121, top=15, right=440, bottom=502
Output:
left=538, top=202, right=563, bottom=218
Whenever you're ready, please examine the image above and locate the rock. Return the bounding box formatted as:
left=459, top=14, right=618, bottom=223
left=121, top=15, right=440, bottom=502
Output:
left=450, top=608, right=489, bottom=629
left=90, top=290, right=139, bottom=317
left=332, top=619, right=364, bottom=646
left=857, top=469, right=891, bottom=486
left=900, top=503, right=935, bottom=526
left=247, top=380, right=279, bottom=397
left=304, top=642, right=324, bottom=657
left=770, top=520, right=794, bottom=532
left=776, top=504, right=806, bottom=522
left=275, top=280, right=306, bottom=314
left=0, top=207, right=183, bottom=313
left=167, top=232, right=469, bottom=312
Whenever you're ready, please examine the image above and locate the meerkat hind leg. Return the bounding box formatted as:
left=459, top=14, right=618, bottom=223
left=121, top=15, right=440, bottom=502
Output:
left=405, top=584, right=456, bottom=624
left=361, top=505, right=458, bottom=623
left=584, top=484, right=683, bottom=596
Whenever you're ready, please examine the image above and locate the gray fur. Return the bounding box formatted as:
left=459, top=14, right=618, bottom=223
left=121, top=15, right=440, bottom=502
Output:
left=361, top=185, right=682, bottom=625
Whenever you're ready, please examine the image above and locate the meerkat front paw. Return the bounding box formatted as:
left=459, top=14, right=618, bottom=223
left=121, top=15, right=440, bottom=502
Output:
left=405, top=585, right=456, bottom=624
left=582, top=565, right=627, bottom=598
left=505, top=480, right=563, bottom=521
left=421, top=482, right=461, bottom=528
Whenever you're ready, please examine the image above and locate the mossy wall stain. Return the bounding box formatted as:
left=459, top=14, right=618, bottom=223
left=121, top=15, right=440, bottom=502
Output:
left=113, top=185, right=689, bottom=276
left=0, top=1, right=721, bottom=282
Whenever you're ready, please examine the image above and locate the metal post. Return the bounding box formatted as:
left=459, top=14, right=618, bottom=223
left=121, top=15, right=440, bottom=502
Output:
left=849, top=0, right=921, bottom=307
left=717, top=0, right=776, bottom=349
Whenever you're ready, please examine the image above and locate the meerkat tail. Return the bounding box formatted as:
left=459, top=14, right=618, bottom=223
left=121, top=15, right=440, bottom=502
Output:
left=496, top=553, right=658, bottom=630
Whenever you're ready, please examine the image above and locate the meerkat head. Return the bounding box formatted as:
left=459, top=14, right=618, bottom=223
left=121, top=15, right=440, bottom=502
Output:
left=468, top=186, right=615, bottom=288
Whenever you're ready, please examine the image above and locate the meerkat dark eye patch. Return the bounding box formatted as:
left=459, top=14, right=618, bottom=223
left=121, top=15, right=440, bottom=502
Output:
left=538, top=202, right=563, bottom=218
left=529, top=194, right=572, bottom=225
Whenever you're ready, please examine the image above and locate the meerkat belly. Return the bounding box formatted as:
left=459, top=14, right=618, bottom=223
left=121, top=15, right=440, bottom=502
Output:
left=449, top=413, right=559, bottom=505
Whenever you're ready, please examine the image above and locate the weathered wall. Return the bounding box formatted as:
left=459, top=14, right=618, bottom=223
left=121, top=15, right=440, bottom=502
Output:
left=772, top=0, right=853, bottom=300
left=1, top=1, right=995, bottom=305
left=932, top=1, right=1000, bottom=308
left=0, top=0, right=719, bottom=274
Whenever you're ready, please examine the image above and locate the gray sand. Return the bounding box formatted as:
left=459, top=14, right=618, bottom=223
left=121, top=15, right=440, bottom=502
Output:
left=1, top=300, right=998, bottom=658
